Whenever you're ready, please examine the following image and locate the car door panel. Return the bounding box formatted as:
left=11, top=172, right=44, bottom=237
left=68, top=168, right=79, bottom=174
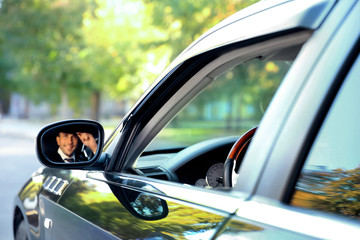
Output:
left=222, top=199, right=360, bottom=239
left=52, top=204, right=119, bottom=240
left=39, top=196, right=57, bottom=240
left=53, top=171, right=236, bottom=239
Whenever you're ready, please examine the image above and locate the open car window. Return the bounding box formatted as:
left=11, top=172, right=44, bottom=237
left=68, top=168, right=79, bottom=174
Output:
left=130, top=33, right=310, bottom=188
left=145, top=58, right=291, bottom=152
left=134, top=59, right=294, bottom=187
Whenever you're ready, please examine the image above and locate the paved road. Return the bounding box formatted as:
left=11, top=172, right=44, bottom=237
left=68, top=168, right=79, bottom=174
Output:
left=0, top=124, right=42, bottom=240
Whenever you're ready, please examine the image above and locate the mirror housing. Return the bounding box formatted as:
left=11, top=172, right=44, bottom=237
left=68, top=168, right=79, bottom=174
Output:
left=36, top=120, right=106, bottom=170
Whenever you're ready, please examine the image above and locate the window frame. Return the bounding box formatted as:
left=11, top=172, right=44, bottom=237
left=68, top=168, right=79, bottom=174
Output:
left=288, top=48, right=360, bottom=205
left=118, top=30, right=312, bottom=176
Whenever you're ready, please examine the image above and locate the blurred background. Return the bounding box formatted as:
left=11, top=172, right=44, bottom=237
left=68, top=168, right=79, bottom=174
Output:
left=0, top=0, right=257, bottom=124
left=0, top=0, right=258, bottom=238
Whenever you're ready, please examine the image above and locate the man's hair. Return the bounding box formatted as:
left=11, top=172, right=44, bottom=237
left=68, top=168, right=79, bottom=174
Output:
left=56, top=125, right=77, bottom=136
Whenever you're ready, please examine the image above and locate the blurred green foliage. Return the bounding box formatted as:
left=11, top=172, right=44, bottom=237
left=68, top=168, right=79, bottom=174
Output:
left=0, top=0, right=257, bottom=119
left=59, top=173, right=262, bottom=239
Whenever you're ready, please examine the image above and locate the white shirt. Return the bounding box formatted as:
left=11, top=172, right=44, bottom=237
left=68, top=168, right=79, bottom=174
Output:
left=57, top=148, right=75, bottom=163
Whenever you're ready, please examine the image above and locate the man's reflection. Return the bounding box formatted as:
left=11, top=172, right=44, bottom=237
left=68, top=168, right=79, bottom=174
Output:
left=56, top=131, right=78, bottom=163
left=49, top=127, right=98, bottom=163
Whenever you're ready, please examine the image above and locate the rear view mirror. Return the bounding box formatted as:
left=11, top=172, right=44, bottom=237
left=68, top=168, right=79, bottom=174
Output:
left=36, top=120, right=104, bottom=168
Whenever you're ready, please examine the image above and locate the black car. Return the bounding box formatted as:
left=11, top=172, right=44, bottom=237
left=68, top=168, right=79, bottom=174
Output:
left=14, top=0, right=360, bottom=239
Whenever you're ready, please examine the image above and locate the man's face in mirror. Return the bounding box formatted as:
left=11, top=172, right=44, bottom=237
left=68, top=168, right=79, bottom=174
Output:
left=56, top=132, right=78, bottom=157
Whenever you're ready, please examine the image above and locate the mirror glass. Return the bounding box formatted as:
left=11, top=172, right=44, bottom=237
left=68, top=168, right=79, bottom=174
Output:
left=41, top=123, right=100, bottom=163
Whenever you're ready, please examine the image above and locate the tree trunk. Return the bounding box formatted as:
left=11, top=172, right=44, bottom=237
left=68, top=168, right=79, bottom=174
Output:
left=0, top=90, right=10, bottom=115
left=23, top=99, right=30, bottom=119
left=90, top=90, right=101, bottom=121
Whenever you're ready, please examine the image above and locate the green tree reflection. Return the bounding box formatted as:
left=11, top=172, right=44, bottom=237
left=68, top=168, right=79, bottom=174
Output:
left=293, top=167, right=360, bottom=219
left=59, top=177, right=261, bottom=239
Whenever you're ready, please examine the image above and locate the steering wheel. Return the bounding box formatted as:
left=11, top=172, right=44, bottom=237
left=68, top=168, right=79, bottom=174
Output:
left=223, top=127, right=257, bottom=187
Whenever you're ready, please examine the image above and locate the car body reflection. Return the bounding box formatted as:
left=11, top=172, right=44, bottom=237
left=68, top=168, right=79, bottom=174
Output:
left=292, top=167, right=360, bottom=219
left=48, top=170, right=263, bottom=239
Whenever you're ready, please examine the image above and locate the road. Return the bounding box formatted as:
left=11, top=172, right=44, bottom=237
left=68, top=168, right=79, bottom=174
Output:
left=0, top=133, right=42, bottom=240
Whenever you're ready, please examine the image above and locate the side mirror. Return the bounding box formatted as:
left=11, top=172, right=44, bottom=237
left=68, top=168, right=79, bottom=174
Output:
left=36, top=120, right=105, bottom=169
left=109, top=183, right=169, bottom=221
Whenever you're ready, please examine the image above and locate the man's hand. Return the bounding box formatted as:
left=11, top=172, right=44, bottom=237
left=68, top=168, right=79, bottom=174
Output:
left=76, top=132, right=97, bottom=154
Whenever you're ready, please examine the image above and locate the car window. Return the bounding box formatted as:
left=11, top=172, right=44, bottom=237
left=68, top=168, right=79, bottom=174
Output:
left=135, top=55, right=296, bottom=187
left=145, top=58, right=291, bottom=152
left=291, top=55, right=360, bottom=219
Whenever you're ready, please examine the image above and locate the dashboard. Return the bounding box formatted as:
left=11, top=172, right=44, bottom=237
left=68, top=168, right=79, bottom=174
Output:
left=135, top=136, right=238, bottom=188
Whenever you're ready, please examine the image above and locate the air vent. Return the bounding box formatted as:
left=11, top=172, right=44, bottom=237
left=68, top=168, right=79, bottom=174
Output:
left=138, top=167, right=170, bottom=181
left=139, top=167, right=164, bottom=174
left=150, top=174, right=168, bottom=180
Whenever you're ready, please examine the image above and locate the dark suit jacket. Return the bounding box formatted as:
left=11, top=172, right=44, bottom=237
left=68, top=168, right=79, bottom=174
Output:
left=47, top=152, right=65, bottom=163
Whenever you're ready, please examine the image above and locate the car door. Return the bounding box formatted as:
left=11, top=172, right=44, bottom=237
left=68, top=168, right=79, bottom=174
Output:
left=45, top=168, right=240, bottom=239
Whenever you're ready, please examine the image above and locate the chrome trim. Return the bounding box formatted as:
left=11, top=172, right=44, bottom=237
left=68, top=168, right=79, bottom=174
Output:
left=43, top=176, right=57, bottom=191
left=42, top=176, right=69, bottom=196
left=52, top=180, right=69, bottom=196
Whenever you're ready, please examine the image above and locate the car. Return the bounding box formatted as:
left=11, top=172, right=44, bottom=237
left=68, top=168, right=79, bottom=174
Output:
left=13, top=0, right=360, bottom=239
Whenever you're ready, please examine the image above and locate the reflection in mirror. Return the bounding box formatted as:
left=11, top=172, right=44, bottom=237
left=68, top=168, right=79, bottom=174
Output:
left=41, top=123, right=99, bottom=163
